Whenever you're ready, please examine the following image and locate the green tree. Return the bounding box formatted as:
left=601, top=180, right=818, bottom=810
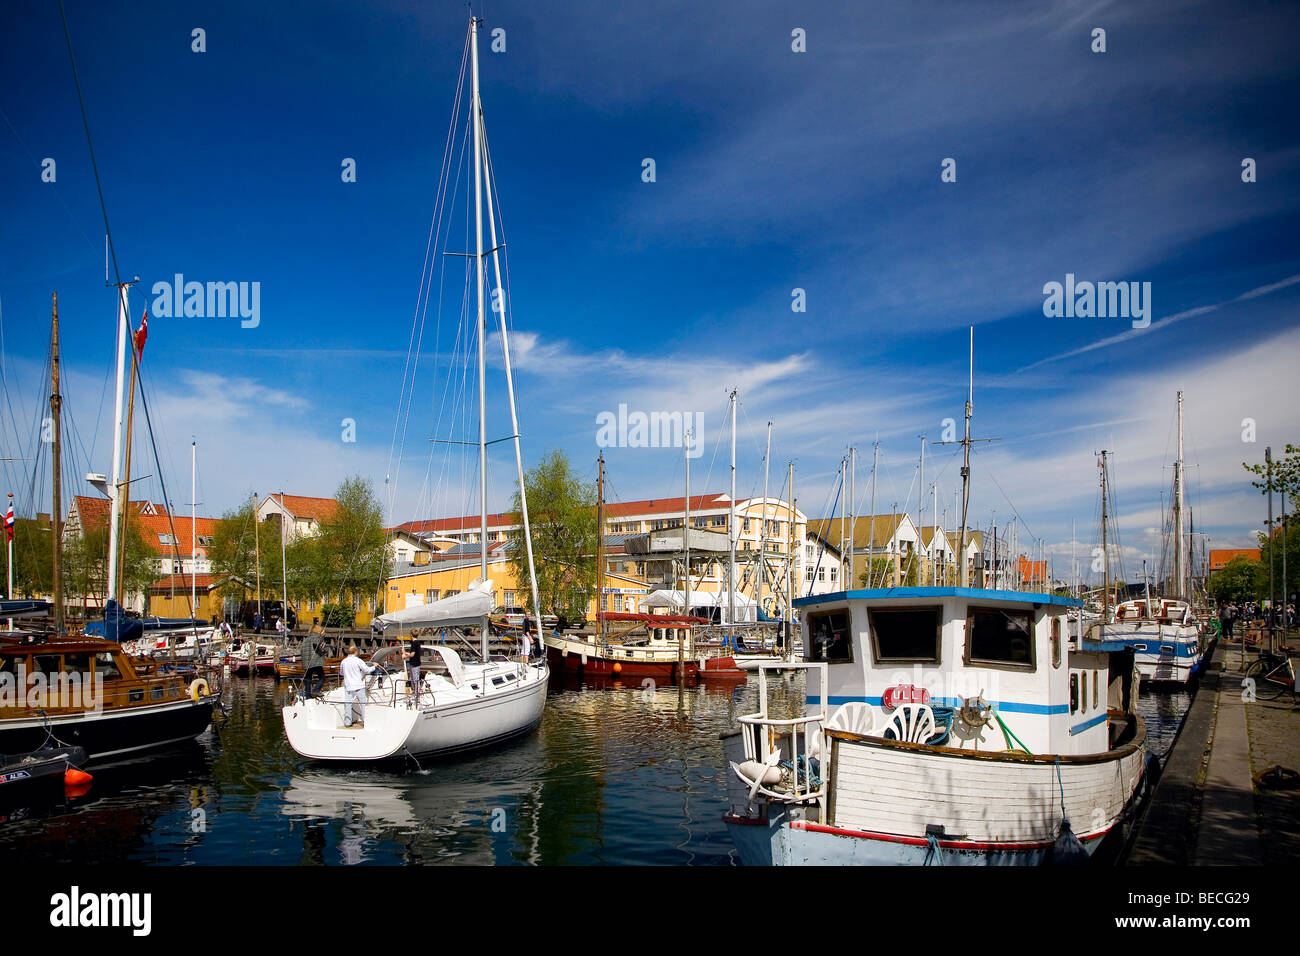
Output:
left=58, top=523, right=158, bottom=610
left=9, top=516, right=54, bottom=597
left=858, top=557, right=895, bottom=588
left=313, top=476, right=389, bottom=612
left=208, top=499, right=281, bottom=602
left=1207, top=555, right=1266, bottom=604
left=508, top=449, right=597, bottom=621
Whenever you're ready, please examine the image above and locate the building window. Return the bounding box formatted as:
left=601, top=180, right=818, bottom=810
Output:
left=818, top=567, right=825, bottom=582
left=426, top=589, right=438, bottom=603
left=830, top=567, right=837, bottom=582
left=503, top=589, right=516, bottom=607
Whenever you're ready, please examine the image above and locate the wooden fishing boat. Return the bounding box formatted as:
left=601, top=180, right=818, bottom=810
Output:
left=544, top=613, right=709, bottom=679
left=0, top=634, right=217, bottom=760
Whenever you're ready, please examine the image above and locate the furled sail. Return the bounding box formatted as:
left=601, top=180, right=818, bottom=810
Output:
left=376, top=578, right=494, bottom=631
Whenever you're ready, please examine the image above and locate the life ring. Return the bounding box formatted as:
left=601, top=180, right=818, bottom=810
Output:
left=188, top=678, right=210, bottom=701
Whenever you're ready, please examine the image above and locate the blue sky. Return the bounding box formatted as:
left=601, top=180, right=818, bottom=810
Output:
left=1, top=0, right=1297, bottom=584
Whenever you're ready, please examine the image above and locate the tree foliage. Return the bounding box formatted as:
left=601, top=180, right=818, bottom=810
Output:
left=508, top=449, right=597, bottom=620
left=1207, top=555, right=1267, bottom=604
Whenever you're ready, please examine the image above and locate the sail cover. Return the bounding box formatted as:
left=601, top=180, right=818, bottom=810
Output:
left=376, top=578, right=494, bottom=632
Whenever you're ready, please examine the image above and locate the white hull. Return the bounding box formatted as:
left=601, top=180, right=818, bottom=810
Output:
left=282, top=659, right=548, bottom=761
left=726, top=723, right=1147, bottom=865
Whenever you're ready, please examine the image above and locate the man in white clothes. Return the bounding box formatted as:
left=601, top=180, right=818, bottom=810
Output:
left=340, top=644, right=377, bottom=728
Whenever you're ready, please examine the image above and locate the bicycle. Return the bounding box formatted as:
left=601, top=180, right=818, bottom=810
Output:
left=1243, top=647, right=1296, bottom=702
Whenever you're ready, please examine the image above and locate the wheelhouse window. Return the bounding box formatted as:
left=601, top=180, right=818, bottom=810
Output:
left=807, top=610, right=853, bottom=663
left=868, top=606, right=941, bottom=663
left=966, top=606, right=1035, bottom=669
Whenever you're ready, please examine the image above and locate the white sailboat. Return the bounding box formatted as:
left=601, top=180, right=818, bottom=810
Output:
left=282, top=16, right=548, bottom=762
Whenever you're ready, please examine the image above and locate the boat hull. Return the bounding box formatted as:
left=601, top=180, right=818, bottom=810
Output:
left=283, top=664, right=548, bottom=761
left=0, top=698, right=215, bottom=762
left=545, top=644, right=699, bottom=680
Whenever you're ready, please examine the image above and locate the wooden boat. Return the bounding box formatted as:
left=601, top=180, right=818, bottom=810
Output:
left=544, top=613, right=710, bottom=680
left=0, top=634, right=217, bottom=760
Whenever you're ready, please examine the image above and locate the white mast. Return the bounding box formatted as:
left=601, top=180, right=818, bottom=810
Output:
left=684, top=432, right=691, bottom=624
left=728, top=387, right=737, bottom=627
left=471, top=15, right=489, bottom=661
left=478, top=65, right=542, bottom=652
left=1174, top=390, right=1185, bottom=600
left=106, top=282, right=129, bottom=604
left=191, top=441, right=197, bottom=620
left=848, top=446, right=856, bottom=587
left=867, top=441, right=878, bottom=587
left=917, top=436, right=924, bottom=584
left=958, top=328, right=973, bottom=588
left=932, top=477, right=939, bottom=585
left=759, top=421, right=771, bottom=618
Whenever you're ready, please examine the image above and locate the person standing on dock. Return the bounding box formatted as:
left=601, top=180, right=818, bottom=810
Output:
left=340, top=645, right=377, bottom=728
left=1220, top=602, right=1236, bottom=641
left=303, top=618, right=327, bottom=700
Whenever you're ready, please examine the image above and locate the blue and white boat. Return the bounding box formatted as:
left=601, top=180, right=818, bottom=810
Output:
left=1103, top=597, right=1205, bottom=684
left=720, top=586, right=1150, bottom=866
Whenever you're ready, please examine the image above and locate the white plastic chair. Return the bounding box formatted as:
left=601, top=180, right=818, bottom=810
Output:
left=883, top=703, right=936, bottom=743
left=810, top=701, right=877, bottom=757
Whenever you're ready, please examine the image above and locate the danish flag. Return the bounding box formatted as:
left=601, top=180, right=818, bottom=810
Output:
left=4, top=500, right=13, bottom=543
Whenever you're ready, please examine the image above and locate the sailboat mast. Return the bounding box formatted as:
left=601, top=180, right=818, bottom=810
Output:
left=728, top=388, right=737, bottom=627
left=759, top=421, right=770, bottom=618
left=106, top=283, right=129, bottom=605
left=683, top=443, right=690, bottom=627
left=848, top=447, right=856, bottom=587
left=1174, top=391, right=1184, bottom=600
left=51, top=293, right=65, bottom=634
left=596, top=453, right=605, bottom=641
left=253, top=493, right=262, bottom=625
left=1100, top=451, right=1110, bottom=626
left=192, top=442, right=197, bottom=619
left=786, top=460, right=793, bottom=619
left=470, top=15, right=489, bottom=660
left=868, top=441, right=877, bottom=587
left=958, top=327, right=973, bottom=588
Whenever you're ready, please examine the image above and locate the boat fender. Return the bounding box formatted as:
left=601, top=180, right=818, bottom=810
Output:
left=188, top=678, right=210, bottom=701
left=64, top=767, right=93, bottom=786
left=612, top=662, right=622, bottom=673
left=736, top=760, right=782, bottom=787
left=1041, top=818, right=1089, bottom=866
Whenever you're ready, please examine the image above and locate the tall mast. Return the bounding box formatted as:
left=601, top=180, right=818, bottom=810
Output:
left=838, top=457, right=846, bottom=588
left=50, top=293, right=65, bottom=634
left=191, top=442, right=197, bottom=620
left=683, top=442, right=690, bottom=627
left=253, top=492, right=262, bottom=626
left=115, top=308, right=143, bottom=607
left=932, top=475, right=938, bottom=585
left=1173, top=391, right=1184, bottom=600
left=959, top=328, right=973, bottom=587
left=867, top=441, right=878, bottom=587
left=106, top=282, right=130, bottom=605
left=596, top=452, right=605, bottom=640
left=279, top=488, right=288, bottom=627
left=471, top=15, right=489, bottom=660
left=477, top=83, right=542, bottom=654
left=917, top=436, right=924, bottom=573
left=848, top=447, right=856, bottom=587
left=786, top=460, right=794, bottom=619
left=1100, top=451, right=1110, bottom=627
left=728, top=387, right=737, bottom=627
left=758, top=421, right=770, bottom=618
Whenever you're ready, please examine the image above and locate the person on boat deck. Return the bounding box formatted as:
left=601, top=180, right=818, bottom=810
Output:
left=253, top=610, right=263, bottom=634
left=340, top=645, right=377, bottom=727
left=518, top=629, right=530, bottom=662
left=401, top=639, right=423, bottom=701
left=302, top=623, right=328, bottom=700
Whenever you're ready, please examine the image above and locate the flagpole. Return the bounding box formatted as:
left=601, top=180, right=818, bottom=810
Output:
left=6, top=493, right=13, bottom=630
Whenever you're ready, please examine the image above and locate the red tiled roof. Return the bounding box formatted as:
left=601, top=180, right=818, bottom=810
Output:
left=133, top=513, right=221, bottom=557
left=394, top=494, right=744, bottom=534
left=270, top=494, right=339, bottom=523
left=1209, top=548, right=1261, bottom=570
left=1017, top=556, right=1048, bottom=581
left=72, top=495, right=160, bottom=532
left=391, top=513, right=518, bottom=534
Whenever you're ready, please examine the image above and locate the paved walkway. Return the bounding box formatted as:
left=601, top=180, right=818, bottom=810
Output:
left=1194, top=675, right=1261, bottom=864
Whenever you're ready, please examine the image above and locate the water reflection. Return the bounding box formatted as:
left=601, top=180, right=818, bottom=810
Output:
left=0, top=669, right=1195, bottom=865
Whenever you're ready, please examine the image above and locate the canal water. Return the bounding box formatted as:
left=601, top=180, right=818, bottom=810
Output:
left=0, top=674, right=1193, bottom=865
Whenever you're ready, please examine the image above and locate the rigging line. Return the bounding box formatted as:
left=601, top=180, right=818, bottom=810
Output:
left=387, top=30, right=471, bottom=525
left=968, top=445, right=1037, bottom=542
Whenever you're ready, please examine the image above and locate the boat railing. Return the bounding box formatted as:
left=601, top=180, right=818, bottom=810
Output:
left=733, top=661, right=827, bottom=804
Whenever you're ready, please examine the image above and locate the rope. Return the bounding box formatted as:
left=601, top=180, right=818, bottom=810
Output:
left=993, top=708, right=1029, bottom=753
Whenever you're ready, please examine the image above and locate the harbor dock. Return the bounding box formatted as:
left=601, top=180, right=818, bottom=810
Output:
left=1129, top=640, right=1300, bottom=865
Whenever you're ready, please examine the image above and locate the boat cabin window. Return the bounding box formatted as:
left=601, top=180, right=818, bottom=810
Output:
left=95, top=653, right=122, bottom=680
left=966, top=607, right=1035, bottom=669
left=807, top=610, right=853, bottom=663
left=1070, top=673, right=1078, bottom=713
left=868, top=607, right=941, bottom=664
left=1051, top=618, right=1062, bottom=669
left=1080, top=671, right=1087, bottom=710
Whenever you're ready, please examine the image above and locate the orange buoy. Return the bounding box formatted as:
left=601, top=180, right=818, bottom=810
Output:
left=64, top=767, right=93, bottom=787
left=612, top=662, right=622, bottom=673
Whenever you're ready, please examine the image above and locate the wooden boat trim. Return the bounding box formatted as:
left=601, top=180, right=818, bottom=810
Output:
left=824, top=714, right=1146, bottom=766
